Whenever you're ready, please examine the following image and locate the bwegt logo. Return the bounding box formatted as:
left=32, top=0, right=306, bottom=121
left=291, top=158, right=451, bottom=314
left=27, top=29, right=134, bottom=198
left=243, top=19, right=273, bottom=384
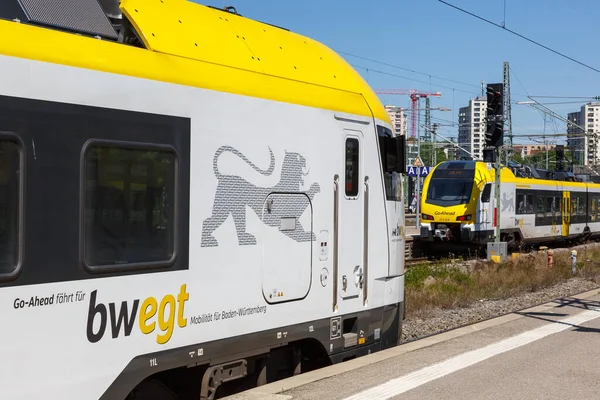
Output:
left=86, top=284, right=189, bottom=345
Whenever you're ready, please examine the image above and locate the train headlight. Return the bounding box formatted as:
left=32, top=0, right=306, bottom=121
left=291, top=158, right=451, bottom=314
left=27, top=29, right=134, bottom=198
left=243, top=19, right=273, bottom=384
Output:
left=456, top=214, right=472, bottom=222
left=421, top=213, right=434, bottom=221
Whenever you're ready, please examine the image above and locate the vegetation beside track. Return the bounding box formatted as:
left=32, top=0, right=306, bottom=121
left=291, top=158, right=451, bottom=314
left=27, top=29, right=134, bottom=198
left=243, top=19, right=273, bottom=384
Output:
left=405, top=245, right=600, bottom=314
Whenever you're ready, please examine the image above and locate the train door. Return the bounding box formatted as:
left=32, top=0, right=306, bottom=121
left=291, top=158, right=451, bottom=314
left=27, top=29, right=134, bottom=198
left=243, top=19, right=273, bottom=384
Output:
left=337, top=132, right=364, bottom=301
left=480, top=183, right=492, bottom=233
left=562, top=191, right=571, bottom=237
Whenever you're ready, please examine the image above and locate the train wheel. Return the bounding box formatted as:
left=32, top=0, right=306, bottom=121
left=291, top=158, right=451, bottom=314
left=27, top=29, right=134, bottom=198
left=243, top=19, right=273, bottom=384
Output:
left=256, top=358, right=270, bottom=387
left=503, top=232, right=520, bottom=253
left=127, top=379, right=178, bottom=400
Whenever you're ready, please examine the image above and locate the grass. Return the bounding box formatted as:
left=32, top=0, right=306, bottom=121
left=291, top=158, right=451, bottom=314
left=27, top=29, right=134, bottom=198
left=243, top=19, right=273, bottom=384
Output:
left=405, top=246, right=600, bottom=315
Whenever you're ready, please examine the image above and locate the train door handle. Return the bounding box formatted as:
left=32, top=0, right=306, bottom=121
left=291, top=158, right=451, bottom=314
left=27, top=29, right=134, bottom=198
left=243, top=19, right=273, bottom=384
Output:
left=356, top=267, right=364, bottom=289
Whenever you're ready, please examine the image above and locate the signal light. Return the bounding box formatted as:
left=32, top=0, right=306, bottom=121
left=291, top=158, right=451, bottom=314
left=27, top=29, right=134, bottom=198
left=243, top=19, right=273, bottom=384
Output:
left=485, top=83, right=504, bottom=148
left=486, top=83, right=503, bottom=116
left=483, top=148, right=496, bottom=163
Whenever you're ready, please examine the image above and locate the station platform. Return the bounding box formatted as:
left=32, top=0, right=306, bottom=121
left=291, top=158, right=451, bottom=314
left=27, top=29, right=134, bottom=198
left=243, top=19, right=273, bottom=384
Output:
left=224, top=288, right=600, bottom=400
left=404, top=225, right=419, bottom=242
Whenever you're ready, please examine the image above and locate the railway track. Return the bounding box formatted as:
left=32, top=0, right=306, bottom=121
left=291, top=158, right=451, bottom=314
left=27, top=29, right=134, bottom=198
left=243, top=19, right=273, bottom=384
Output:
left=405, top=257, right=431, bottom=266
left=404, top=233, right=600, bottom=263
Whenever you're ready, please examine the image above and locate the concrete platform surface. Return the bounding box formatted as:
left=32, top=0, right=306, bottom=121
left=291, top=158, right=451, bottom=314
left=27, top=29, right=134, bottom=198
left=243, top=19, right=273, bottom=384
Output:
left=222, top=288, right=600, bottom=400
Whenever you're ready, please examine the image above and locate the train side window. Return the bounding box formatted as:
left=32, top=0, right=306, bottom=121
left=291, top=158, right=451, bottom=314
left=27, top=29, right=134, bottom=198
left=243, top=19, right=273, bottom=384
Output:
left=578, top=196, right=585, bottom=215
left=545, top=197, right=554, bottom=218
left=517, top=193, right=534, bottom=214
left=481, top=183, right=491, bottom=203
left=83, top=143, right=177, bottom=269
left=0, top=139, right=21, bottom=275
left=571, top=197, right=578, bottom=217
left=345, top=138, right=359, bottom=197
left=526, top=195, right=534, bottom=213
left=536, top=197, right=544, bottom=219
left=516, top=194, right=525, bottom=213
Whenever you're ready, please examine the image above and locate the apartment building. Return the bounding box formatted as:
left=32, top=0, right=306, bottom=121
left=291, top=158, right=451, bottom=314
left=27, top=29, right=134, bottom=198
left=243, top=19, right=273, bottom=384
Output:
left=567, top=102, right=600, bottom=166
left=513, top=144, right=556, bottom=158
left=384, top=105, right=408, bottom=137
left=384, top=105, right=420, bottom=166
left=457, top=96, right=486, bottom=160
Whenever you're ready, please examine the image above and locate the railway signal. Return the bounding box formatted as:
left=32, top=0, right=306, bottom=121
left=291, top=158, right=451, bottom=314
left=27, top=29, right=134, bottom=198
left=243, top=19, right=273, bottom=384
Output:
left=484, top=83, right=504, bottom=247
left=485, top=83, right=504, bottom=148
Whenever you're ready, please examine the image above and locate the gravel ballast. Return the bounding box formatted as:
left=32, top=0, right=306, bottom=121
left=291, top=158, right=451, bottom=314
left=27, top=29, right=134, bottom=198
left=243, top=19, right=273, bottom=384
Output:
left=401, top=277, right=600, bottom=343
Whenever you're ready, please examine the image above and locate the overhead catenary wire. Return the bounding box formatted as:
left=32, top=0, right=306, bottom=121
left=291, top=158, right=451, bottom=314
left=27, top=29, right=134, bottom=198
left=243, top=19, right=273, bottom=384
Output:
left=509, top=66, right=531, bottom=98
left=525, top=101, right=600, bottom=105
left=340, top=51, right=481, bottom=89
left=529, top=95, right=600, bottom=99
left=351, top=64, right=480, bottom=95
left=337, top=9, right=597, bottom=144
left=352, top=53, right=585, bottom=143
left=348, top=56, right=529, bottom=99
left=437, top=0, right=600, bottom=74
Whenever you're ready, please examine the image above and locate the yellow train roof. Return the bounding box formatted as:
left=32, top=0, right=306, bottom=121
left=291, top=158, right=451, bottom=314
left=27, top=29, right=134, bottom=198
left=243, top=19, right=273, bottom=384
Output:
left=439, top=160, right=600, bottom=189
left=0, top=0, right=390, bottom=124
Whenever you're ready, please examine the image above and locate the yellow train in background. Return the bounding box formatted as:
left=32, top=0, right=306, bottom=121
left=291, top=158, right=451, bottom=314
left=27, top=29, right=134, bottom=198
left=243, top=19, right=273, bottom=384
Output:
left=419, top=160, right=600, bottom=249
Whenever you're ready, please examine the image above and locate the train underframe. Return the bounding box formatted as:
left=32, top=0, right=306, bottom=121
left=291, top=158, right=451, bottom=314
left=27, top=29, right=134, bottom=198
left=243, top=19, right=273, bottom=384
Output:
left=117, top=301, right=405, bottom=400
left=419, top=222, right=599, bottom=256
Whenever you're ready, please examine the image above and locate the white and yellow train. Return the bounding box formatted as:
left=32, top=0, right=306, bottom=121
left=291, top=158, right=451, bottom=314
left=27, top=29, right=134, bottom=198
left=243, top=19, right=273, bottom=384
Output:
left=419, top=160, right=600, bottom=249
left=0, top=0, right=407, bottom=399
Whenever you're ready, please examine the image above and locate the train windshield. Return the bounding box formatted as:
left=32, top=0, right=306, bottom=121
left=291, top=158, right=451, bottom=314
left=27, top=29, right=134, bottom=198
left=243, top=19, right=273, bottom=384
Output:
left=425, top=162, right=475, bottom=206
left=377, top=125, right=402, bottom=202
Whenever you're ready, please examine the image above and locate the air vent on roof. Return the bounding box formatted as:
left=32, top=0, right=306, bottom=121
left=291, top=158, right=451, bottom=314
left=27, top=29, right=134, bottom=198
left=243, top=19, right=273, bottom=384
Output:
left=12, top=0, right=117, bottom=40
left=98, top=0, right=122, bottom=20
left=208, top=5, right=242, bottom=16
left=206, top=4, right=289, bottom=31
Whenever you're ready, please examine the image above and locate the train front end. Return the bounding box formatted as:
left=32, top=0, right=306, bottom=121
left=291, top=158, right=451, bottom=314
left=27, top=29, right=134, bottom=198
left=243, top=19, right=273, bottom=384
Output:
left=419, top=160, right=491, bottom=244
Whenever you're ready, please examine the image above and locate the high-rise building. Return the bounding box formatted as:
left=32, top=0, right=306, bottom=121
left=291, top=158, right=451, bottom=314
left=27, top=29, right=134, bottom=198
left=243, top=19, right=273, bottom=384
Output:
left=457, top=96, right=486, bottom=160
left=513, top=144, right=556, bottom=158
left=567, top=102, right=600, bottom=166
left=384, top=106, right=408, bottom=137
left=384, top=105, right=419, bottom=166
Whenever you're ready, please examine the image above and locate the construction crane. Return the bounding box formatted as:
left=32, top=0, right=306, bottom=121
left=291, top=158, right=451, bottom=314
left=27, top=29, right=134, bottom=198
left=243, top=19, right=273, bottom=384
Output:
left=375, top=89, right=442, bottom=139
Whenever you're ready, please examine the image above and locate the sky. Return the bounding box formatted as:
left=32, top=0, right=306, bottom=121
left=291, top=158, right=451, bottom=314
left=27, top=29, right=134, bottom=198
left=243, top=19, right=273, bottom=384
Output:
left=193, top=0, right=600, bottom=146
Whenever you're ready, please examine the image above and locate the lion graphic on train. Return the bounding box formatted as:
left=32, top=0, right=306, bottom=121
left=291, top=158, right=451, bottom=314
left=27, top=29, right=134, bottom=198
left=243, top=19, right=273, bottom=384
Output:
left=201, top=145, right=320, bottom=247
left=501, top=192, right=515, bottom=212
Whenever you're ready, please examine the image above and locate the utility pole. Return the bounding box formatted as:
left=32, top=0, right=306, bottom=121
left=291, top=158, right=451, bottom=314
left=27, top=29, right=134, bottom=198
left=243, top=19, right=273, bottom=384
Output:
left=545, top=135, right=549, bottom=169
left=425, top=97, right=431, bottom=140
left=494, top=149, right=501, bottom=244
left=416, top=101, right=422, bottom=228
left=425, top=97, right=432, bottom=164
left=503, top=62, right=513, bottom=163
left=432, top=123, right=439, bottom=166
